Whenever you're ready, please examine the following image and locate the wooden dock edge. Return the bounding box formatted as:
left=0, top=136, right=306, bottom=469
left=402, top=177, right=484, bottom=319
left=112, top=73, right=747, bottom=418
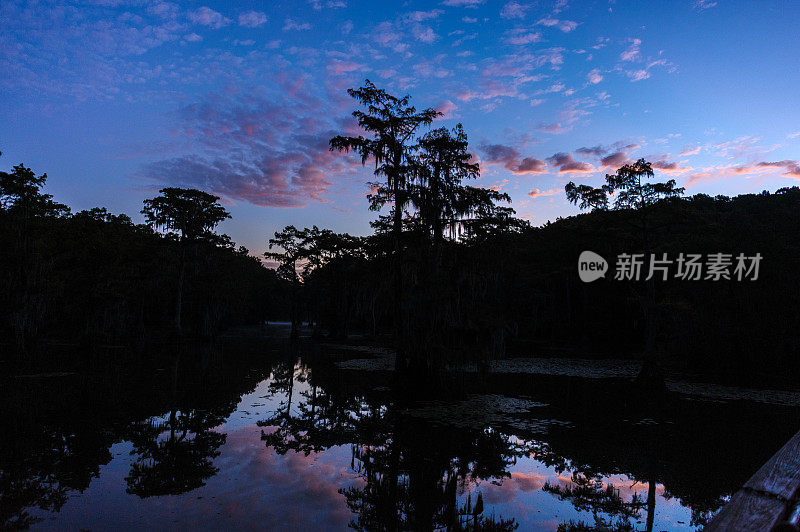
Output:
left=705, top=428, right=800, bottom=531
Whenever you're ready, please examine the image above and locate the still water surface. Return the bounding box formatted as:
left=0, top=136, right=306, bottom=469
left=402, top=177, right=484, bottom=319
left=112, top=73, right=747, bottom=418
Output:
left=3, top=335, right=799, bottom=531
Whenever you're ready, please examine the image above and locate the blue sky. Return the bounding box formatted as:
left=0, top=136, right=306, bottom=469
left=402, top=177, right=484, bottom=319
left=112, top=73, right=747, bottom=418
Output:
left=2, top=0, right=799, bottom=254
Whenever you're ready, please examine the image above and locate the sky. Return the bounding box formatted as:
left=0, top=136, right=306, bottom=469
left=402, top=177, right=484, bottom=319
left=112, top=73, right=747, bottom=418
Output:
left=2, top=0, right=799, bottom=255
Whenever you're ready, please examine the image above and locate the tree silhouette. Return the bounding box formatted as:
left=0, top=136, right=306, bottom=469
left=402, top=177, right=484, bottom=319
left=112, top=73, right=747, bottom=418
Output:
left=141, top=188, right=230, bottom=334
left=330, top=80, right=439, bottom=368
left=265, top=226, right=308, bottom=338
left=565, top=159, right=684, bottom=213
left=141, top=188, right=231, bottom=243
left=0, top=156, right=69, bottom=357
left=412, top=124, right=480, bottom=244
left=565, top=159, right=684, bottom=378
left=299, top=227, right=366, bottom=338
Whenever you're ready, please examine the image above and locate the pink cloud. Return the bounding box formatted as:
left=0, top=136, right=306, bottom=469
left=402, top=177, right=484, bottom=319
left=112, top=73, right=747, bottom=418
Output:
left=546, top=152, right=594, bottom=173
left=517, top=157, right=547, bottom=174
left=628, top=69, right=650, bottom=81
left=756, top=160, right=800, bottom=177
left=372, top=21, right=406, bottom=51
left=411, top=25, right=439, bottom=43
left=652, top=158, right=693, bottom=173
left=575, top=142, right=640, bottom=170
left=693, top=0, right=718, bottom=10
left=479, top=143, right=521, bottom=169
left=576, top=145, right=606, bottom=156
left=683, top=160, right=796, bottom=187
left=600, top=151, right=629, bottom=168
left=537, top=122, right=572, bottom=134
left=401, top=9, right=444, bottom=22
left=137, top=90, right=354, bottom=208
left=479, top=143, right=547, bottom=174
left=680, top=145, right=701, bottom=156
left=326, top=59, right=364, bottom=76
left=435, top=99, right=458, bottom=119
left=528, top=187, right=559, bottom=198
left=712, top=135, right=774, bottom=159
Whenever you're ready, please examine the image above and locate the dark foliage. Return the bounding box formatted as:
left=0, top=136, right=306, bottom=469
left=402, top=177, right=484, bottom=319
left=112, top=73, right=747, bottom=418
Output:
left=0, top=158, right=287, bottom=363
left=277, top=186, right=800, bottom=379
left=508, top=188, right=800, bottom=377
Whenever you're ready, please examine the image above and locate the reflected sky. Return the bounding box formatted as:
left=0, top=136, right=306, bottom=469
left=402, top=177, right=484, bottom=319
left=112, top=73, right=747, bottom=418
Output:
left=22, top=366, right=700, bottom=531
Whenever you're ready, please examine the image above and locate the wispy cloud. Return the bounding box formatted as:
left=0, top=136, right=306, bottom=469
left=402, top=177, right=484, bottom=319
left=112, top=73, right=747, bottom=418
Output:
left=283, top=18, right=312, bottom=31
left=435, top=99, right=458, bottom=118
left=620, top=38, right=642, bottom=62
left=587, top=68, right=603, bottom=84
left=189, top=6, right=231, bottom=29
left=536, top=17, right=579, bottom=32
left=528, top=187, right=559, bottom=198
left=442, top=0, right=485, bottom=6
left=401, top=9, right=444, bottom=22
left=136, top=88, right=355, bottom=208
left=504, top=29, right=542, bottom=45
left=756, top=160, right=800, bottom=177
left=238, top=11, right=267, bottom=28
left=679, top=145, right=701, bottom=156
left=693, top=0, right=718, bottom=10
left=500, top=2, right=529, bottom=19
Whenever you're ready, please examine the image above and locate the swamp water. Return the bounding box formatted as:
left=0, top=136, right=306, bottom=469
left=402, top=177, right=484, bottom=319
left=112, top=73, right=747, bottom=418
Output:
left=2, top=331, right=799, bottom=531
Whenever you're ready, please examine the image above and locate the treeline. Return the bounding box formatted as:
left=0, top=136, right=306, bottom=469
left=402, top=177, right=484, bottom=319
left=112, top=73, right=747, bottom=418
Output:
left=0, top=158, right=286, bottom=363
left=268, top=80, right=800, bottom=379
left=513, top=187, right=800, bottom=376
left=4, top=77, right=799, bottom=380
left=278, top=186, right=800, bottom=378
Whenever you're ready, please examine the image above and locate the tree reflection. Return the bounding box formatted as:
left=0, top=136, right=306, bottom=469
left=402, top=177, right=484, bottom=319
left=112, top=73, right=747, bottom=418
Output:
left=258, top=361, right=521, bottom=530
left=0, top=427, right=111, bottom=528
left=255, top=352, right=753, bottom=531
left=0, top=374, right=120, bottom=528
left=124, top=352, right=230, bottom=498
left=339, top=427, right=521, bottom=531
left=2, top=342, right=791, bottom=529
left=543, top=472, right=643, bottom=532
left=124, top=409, right=226, bottom=497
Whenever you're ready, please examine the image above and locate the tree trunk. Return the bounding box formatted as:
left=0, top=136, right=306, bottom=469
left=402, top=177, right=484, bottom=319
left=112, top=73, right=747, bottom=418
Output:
left=290, top=259, right=299, bottom=339
left=392, top=165, right=406, bottom=372
left=175, top=244, right=186, bottom=335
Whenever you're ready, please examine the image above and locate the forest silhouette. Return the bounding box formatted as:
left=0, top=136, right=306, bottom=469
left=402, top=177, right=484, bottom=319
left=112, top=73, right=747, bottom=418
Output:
left=1, top=80, right=799, bottom=383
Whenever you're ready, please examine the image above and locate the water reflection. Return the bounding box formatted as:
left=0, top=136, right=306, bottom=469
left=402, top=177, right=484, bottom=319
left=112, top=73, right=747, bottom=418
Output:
left=1, top=338, right=798, bottom=530
left=257, top=359, right=525, bottom=530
